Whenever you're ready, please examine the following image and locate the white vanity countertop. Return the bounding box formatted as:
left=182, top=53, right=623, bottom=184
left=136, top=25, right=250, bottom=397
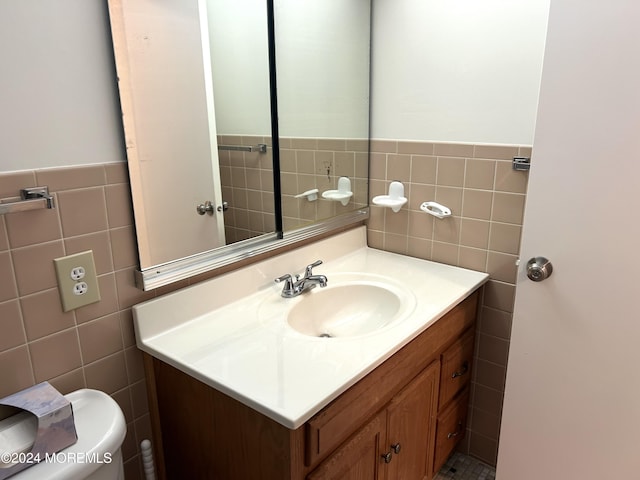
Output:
left=133, top=227, right=488, bottom=429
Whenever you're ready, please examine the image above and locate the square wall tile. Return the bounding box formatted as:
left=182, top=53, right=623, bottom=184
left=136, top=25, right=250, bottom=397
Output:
left=477, top=333, right=510, bottom=367
left=487, top=252, right=519, bottom=284
left=130, top=379, right=149, bottom=418
left=411, top=155, right=437, bottom=184
left=437, top=156, right=465, bottom=187
left=383, top=233, right=408, bottom=255
left=479, top=307, right=512, bottom=340
left=483, top=280, right=516, bottom=313
left=47, top=368, right=86, bottom=395
left=474, top=359, right=507, bottom=392
left=386, top=155, right=411, bottom=183
left=0, top=252, right=17, bottom=302
left=75, top=274, right=119, bottom=324
left=491, top=192, right=526, bottom=225
left=369, top=153, right=387, bottom=181
left=125, top=347, right=145, bottom=384
left=495, top=162, right=528, bottom=194
left=21, top=288, right=75, bottom=341
left=458, top=247, right=487, bottom=272
left=58, top=188, right=109, bottom=237
left=110, top=227, right=138, bottom=270
left=435, top=187, right=463, bottom=216
left=0, top=300, right=26, bottom=351
left=30, top=329, right=82, bottom=382
left=105, top=184, right=134, bottom=228
left=465, top=159, right=496, bottom=190
left=468, top=433, right=498, bottom=467
left=0, top=346, right=34, bottom=398
left=470, top=407, right=501, bottom=440
left=78, top=313, right=123, bottom=364
left=489, top=223, right=522, bottom=255
left=432, top=241, right=459, bottom=266
left=433, top=216, right=461, bottom=244
left=408, top=210, right=434, bottom=239
left=105, top=162, right=129, bottom=184
left=84, top=351, right=128, bottom=394
left=5, top=200, right=62, bottom=248
left=462, top=190, right=493, bottom=220
left=407, top=237, right=432, bottom=260
left=64, top=231, right=114, bottom=274
left=0, top=218, right=8, bottom=251
left=472, top=383, right=504, bottom=418
left=12, top=241, right=64, bottom=296
left=460, top=219, right=490, bottom=249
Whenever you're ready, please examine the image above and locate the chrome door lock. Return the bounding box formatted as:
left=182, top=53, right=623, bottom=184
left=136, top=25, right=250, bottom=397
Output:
left=526, top=257, right=553, bottom=282
left=196, top=201, right=215, bottom=215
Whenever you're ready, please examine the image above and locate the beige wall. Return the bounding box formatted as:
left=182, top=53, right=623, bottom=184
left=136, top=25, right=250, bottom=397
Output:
left=0, top=165, right=208, bottom=480
left=367, top=139, right=529, bottom=466
left=0, top=139, right=525, bottom=476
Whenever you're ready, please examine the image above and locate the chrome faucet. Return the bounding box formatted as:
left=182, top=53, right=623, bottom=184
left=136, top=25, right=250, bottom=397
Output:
left=274, top=260, right=328, bottom=298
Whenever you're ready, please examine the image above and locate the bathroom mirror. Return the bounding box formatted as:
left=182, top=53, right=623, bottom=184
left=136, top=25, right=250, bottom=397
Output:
left=107, top=0, right=371, bottom=290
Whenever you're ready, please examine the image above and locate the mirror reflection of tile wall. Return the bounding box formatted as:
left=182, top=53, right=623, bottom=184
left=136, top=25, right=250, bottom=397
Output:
left=218, top=135, right=369, bottom=242
left=279, top=137, right=369, bottom=231
left=217, top=135, right=275, bottom=244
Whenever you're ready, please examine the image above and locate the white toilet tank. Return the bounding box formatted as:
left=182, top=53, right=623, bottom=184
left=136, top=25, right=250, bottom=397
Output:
left=10, top=389, right=126, bottom=480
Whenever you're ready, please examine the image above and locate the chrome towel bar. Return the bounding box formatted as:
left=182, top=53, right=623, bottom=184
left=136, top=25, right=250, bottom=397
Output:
left=217, top=143, right=267, bottom=153
left=0, top=187, right=55, bottom=215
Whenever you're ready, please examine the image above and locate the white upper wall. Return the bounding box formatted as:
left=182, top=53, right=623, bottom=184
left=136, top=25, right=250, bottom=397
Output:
left=274, top=0, right=371, bottom=139
left=371, top=0, right=550, bottom=145
left=0, top=0, right=125, bottom=172
left=0, top=1, right=551, bottom=174
left=207, top=0, right=272, bottom=136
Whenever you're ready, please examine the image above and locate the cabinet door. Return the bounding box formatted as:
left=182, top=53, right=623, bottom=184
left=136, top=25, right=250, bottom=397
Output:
left=307, top=411, right=386, bottom=480
left=385, top=360, right=440, bottom=480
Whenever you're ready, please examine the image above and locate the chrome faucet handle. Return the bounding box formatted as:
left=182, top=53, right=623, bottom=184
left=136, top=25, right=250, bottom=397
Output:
left=275, top=273, right=293, bottom=286
left=304, top=260, right=323, bottom=278
left=275, top=274, right=296, bottom=298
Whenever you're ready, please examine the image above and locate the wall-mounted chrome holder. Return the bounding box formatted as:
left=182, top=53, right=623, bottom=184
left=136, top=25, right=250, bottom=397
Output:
left=512, top=157, right=531, bottom=171
left=0, top=187, right=55, bottom=215
left=218, top=144, right=267, bottom=153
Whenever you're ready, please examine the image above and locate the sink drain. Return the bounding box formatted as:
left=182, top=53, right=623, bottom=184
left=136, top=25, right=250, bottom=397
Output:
left=318, top=333, right=332, bottom=338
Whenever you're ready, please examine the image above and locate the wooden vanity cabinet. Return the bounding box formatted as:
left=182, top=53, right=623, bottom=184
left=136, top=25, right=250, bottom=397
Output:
left=432, top=327, right=476, bottom=475
left=144, top=290, right=480, bottom=480
left=308, top=361, right=439, bottom=480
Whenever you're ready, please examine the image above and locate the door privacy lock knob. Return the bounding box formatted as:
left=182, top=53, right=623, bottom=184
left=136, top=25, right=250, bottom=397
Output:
left=526, top=257, right=553, bottom=282
left=196, top=201, right=215, bottom=215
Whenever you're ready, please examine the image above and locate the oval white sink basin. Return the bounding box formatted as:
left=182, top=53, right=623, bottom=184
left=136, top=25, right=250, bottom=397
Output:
left=287, top=283, right=402, bottom=337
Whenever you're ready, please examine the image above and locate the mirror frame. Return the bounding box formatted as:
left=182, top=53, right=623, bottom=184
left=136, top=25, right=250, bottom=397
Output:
left=136, top=208, right=369, bottom=289
left=125, top=0, right=370, bottom=290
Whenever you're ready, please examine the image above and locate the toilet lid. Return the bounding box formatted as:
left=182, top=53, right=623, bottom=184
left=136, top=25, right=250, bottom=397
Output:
left=6, top=389, right=126, bottom=479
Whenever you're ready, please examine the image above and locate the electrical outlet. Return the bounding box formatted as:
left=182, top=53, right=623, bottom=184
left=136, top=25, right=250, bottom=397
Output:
left=53, top=251, right=101, bottom=312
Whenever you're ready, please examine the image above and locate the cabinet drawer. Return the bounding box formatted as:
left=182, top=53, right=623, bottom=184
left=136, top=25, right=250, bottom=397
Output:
left=438, top=328, right=474, bottom=408
left=433, top=389, right=470, bottom=474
